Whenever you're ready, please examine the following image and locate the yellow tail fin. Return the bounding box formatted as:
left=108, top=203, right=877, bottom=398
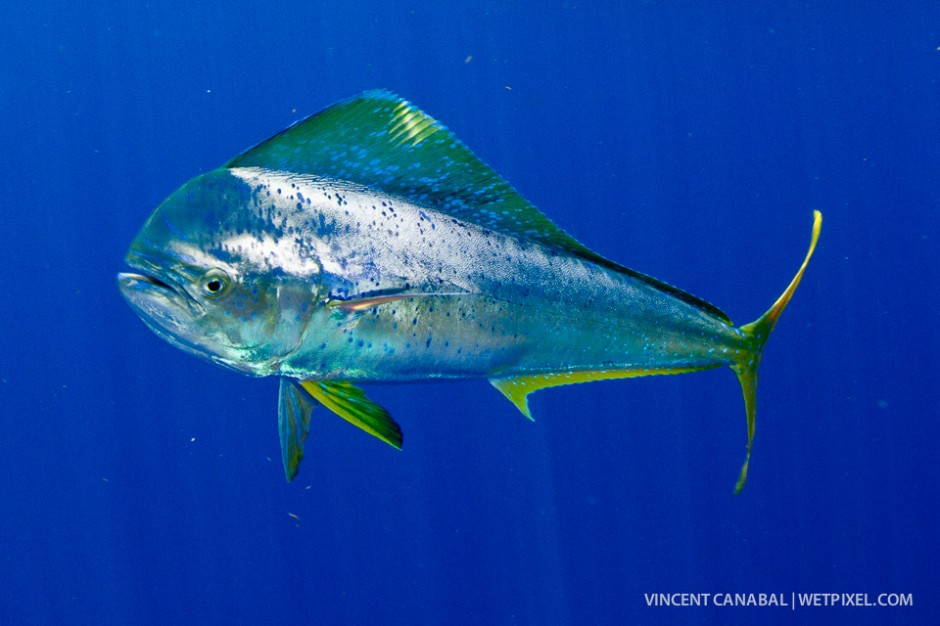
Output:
left=732, top=211, right=822, bottom=494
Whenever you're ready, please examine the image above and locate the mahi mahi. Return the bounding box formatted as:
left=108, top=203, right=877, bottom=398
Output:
left=117, top=90, right=821, bottom=492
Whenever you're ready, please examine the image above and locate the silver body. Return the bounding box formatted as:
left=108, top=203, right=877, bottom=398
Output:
left=220, top=167, right=744, bottom=382
left=117, top=91, right=817, bottom=488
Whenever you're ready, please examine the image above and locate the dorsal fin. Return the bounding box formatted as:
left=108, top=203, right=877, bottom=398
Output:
left=227, top=90, right=730, bottom=323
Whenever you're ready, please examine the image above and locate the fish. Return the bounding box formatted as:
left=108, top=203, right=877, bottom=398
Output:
left=117, top=90, right=821, bottom=493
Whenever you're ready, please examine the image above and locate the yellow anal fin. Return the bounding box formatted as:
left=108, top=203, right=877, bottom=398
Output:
left=300, top=380, right=403, bottom=450
left=491, top=365, right=719, bottom=420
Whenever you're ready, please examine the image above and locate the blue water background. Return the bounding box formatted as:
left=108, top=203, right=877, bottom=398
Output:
left=1, top=2, right=938, bottom=624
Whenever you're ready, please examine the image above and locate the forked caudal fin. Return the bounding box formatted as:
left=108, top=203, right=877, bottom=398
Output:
left=491, top=212, right=822, bottom=494
left=731, top=210, right=822, bottom=494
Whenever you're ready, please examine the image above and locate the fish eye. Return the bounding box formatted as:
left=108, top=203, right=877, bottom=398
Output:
left=200, top=269, right=232, bottom=296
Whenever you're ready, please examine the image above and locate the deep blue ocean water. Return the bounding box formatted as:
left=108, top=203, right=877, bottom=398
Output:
left=2, top=2, right=938, bottom=624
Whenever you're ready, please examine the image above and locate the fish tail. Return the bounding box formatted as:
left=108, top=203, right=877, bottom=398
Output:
left=731, top=211, right=822, bottom=494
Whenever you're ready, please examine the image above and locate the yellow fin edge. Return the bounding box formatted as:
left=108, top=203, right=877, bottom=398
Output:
left=300, top=380, right=403, bottom=449
left=733, top=210, right=822, bottom=495
left=491, top=365, right=720, bottom=420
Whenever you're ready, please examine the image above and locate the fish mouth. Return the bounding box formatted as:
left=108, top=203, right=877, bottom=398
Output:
left=119, top=249, right=200, bottom=310
left=117, top=268, right=196, bottom=310
left=117, top=260, right=204, bottom=325
left=117, top=266, right=215, bottom=360
left=116, top=272, right=175, bottom=293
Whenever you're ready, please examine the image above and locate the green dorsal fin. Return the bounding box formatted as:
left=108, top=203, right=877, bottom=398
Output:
left=226, top=90, right=584, bottom=252
left=228, top=90, right=729, bottom=323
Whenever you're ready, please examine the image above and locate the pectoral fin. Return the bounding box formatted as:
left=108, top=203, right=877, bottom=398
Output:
left=329, top=291, right=469, bottom=313
left=300, top=380, right=403, bottom=450
left=278, top=378, right=317, bottom=481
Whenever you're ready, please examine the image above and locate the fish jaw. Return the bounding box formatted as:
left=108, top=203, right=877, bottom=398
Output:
left=117, top=266, right=201, bottom=330
left=117, top=269, right=274, bottom=376
left=116, top=269, right=214, bottom=361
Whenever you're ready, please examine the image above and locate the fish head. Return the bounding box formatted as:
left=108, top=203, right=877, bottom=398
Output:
left=118, top=169, right=321, bottom=376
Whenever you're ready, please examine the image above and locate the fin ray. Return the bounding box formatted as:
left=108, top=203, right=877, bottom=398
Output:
left=329, top=291, right=468, bottom=313
left=300, top=380, right=403, bottom=450
left=491, top=365, right=720, bottom=420
left=732, top=210, right=822, bottom=494
left=277, top=378, right=317, bottom=482
left=224, top=90, right=581, bottom=254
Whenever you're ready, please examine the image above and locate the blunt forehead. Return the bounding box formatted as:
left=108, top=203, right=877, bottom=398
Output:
left=138, top=167, right=322, bottom=278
